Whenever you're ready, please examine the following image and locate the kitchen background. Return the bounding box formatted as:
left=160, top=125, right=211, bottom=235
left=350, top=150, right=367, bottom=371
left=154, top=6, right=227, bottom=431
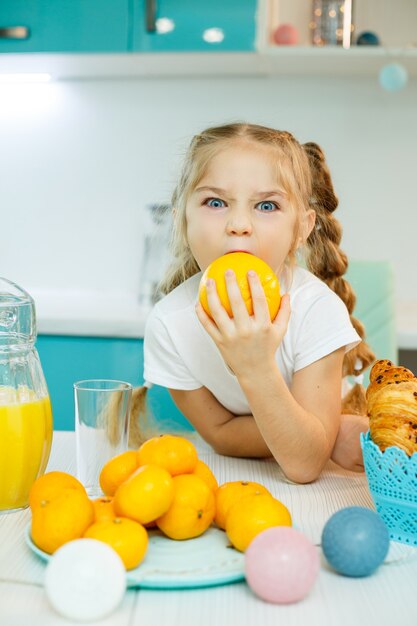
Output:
left=1, top=0, right=416, bottom=428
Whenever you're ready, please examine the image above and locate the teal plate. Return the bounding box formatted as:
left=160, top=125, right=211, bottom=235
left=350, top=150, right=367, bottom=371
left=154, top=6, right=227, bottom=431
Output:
left=25, top=523, right=245, bottom=590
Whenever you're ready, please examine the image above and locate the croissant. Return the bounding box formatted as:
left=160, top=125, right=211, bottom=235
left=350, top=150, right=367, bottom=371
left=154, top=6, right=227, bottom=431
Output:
left=366, top=359, right=417, bottom=456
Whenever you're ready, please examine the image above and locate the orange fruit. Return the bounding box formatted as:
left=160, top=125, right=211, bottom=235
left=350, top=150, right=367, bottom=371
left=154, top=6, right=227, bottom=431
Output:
left=137, top=434, right=198, bottom=476
left=199, top=252, right=281, bottom=321
left=192, top=459, right=218, bottom=492
left=214, top=480, right=271, bottom=530
left=31, top=488, right=94, bottom=554
left=91, top=496, right=116, bottom=522
left=143, top=520, right=158, bottom=529
left=99, top=450, right=139, bottom=497
left=113, top=464, right=174, bottom=525
left=156, top=474, right=215, bottom=540
left=225, top=493, right=292, bottom=552
left=29, top=471, right=86, bottom=510
left=84, top=517, right=148, bottom=570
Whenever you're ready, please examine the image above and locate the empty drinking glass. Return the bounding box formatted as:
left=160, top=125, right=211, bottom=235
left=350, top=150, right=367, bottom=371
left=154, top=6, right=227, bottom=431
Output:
left=74, top=380, right=132, bottom=497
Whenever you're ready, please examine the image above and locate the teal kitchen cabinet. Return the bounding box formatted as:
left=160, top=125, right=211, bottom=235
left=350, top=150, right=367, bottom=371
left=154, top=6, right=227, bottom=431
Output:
left=0, top=1, right=130, bottom=53
left=36, top=335, right=193, bottom=433
left=132, top=0, right=258, bottom=52
left=0, top=0, right=258, bottom=54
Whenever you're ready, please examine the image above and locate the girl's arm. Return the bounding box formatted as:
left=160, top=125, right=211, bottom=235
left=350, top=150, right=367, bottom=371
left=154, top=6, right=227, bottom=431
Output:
left=169, top=385, right=272, bottom=458
left=239, top=347, right=344, bottom=483
left=190, top=270, right=345, bottom=483
left=170, top=347, right=344, bottom=483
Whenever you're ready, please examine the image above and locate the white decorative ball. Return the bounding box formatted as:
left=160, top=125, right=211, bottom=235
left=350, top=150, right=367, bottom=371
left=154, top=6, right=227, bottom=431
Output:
left=45, top=539, right=126, bottom=622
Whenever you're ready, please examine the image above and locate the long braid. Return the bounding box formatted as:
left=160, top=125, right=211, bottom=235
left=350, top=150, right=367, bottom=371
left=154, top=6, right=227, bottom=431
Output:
left=303, top=142, right=375, bottom=378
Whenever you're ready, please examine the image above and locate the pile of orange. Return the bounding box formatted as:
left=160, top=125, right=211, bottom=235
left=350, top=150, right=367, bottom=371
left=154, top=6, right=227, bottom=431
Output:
left=29, top=433, right=292, bottom=571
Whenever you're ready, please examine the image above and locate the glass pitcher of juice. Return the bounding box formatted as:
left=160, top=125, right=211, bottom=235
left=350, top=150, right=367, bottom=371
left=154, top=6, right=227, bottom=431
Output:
left=0, top=278, right=53, bottom=513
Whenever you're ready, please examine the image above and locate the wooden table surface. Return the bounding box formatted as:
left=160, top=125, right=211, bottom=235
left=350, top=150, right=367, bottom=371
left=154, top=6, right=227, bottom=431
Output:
left=1, top=431, right=417, bottom=626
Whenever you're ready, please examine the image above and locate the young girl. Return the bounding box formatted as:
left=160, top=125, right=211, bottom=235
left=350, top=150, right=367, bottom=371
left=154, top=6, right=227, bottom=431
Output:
left=137, top=122, right=375, bottom=484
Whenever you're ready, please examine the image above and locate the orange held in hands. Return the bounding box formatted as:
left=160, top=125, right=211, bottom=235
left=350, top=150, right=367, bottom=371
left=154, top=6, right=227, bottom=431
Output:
left=198, top=252, right=281, bottom=321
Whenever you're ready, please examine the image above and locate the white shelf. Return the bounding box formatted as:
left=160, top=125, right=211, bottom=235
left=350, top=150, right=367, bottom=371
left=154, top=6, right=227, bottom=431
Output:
left=0, top=47, right=417, bottom=81
left=31, top=289, right=149, bottom=338
left=260, top=46, right=417, bottom=77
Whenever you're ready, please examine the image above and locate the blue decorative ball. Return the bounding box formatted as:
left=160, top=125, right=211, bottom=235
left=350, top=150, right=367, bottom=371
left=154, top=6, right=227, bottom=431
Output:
left=322, top=507, right=390, bottom=577
left=379, top=63, right=408, bottom=92
left=356, top=31, right=380, bottom=46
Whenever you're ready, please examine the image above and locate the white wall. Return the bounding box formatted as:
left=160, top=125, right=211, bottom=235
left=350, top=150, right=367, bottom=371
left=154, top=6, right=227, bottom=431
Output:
left=1, top=73, right=416, bottom=306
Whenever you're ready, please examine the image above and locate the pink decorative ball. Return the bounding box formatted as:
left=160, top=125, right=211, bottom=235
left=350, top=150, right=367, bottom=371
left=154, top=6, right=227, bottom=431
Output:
left=272, top=23, right=298, bottom=46
left=245, top=527, right=319, bottom=604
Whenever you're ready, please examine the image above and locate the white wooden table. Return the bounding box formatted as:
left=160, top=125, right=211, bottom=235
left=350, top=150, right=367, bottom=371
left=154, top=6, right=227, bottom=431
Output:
left=1, top=431, right=417, bottom=626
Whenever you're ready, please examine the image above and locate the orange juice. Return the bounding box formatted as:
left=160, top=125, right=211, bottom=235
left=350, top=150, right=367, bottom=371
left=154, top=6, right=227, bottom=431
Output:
left=0, top=394, right=53, bottom=512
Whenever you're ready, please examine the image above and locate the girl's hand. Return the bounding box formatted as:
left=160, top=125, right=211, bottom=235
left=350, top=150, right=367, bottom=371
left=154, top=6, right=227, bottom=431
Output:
left=331, top=413, right=367, bottom=472
left=195, top=269, right=290, bottom=378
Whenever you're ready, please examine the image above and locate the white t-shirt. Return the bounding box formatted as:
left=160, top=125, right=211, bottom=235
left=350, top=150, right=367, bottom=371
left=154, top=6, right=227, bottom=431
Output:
left=143, top=266, right=361, bottom=415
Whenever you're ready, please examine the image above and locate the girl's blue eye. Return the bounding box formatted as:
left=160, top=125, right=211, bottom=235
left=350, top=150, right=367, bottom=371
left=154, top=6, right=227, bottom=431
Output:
left=206, top=198, right=225, bottom=208
left=256, top=201, right=278, bottom=212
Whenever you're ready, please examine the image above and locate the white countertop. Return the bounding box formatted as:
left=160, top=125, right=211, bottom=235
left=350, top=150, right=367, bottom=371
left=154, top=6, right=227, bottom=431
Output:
left=32, top=289, right=151, bottom=339
left=1, top=431, right=417, bottom=626
left=31, top=289, right=417, bottom=350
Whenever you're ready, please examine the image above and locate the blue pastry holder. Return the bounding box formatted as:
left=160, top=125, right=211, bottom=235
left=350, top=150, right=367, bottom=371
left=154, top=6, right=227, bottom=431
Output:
left=361, top=431, right=417, bottom=546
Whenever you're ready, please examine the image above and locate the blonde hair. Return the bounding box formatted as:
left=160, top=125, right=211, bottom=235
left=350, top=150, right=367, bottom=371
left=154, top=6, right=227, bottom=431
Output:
left=160, top=122, right=374, bottom=377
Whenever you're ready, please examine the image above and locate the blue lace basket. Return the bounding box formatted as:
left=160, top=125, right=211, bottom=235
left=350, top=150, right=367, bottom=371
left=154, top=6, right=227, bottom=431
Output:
left=361, top=431, right=417, bottom=546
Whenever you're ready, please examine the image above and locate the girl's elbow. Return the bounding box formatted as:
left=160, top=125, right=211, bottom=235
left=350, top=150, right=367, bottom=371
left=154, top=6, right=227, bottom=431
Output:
left=284, top=468, right=320, bottom=484
left=200, top=427, right=228, bottom=456
left=284, top=441, right=334, bottom=483
left=281, top=457, right=328, bottom=484
left=210, top=435, right=232, bottom=457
